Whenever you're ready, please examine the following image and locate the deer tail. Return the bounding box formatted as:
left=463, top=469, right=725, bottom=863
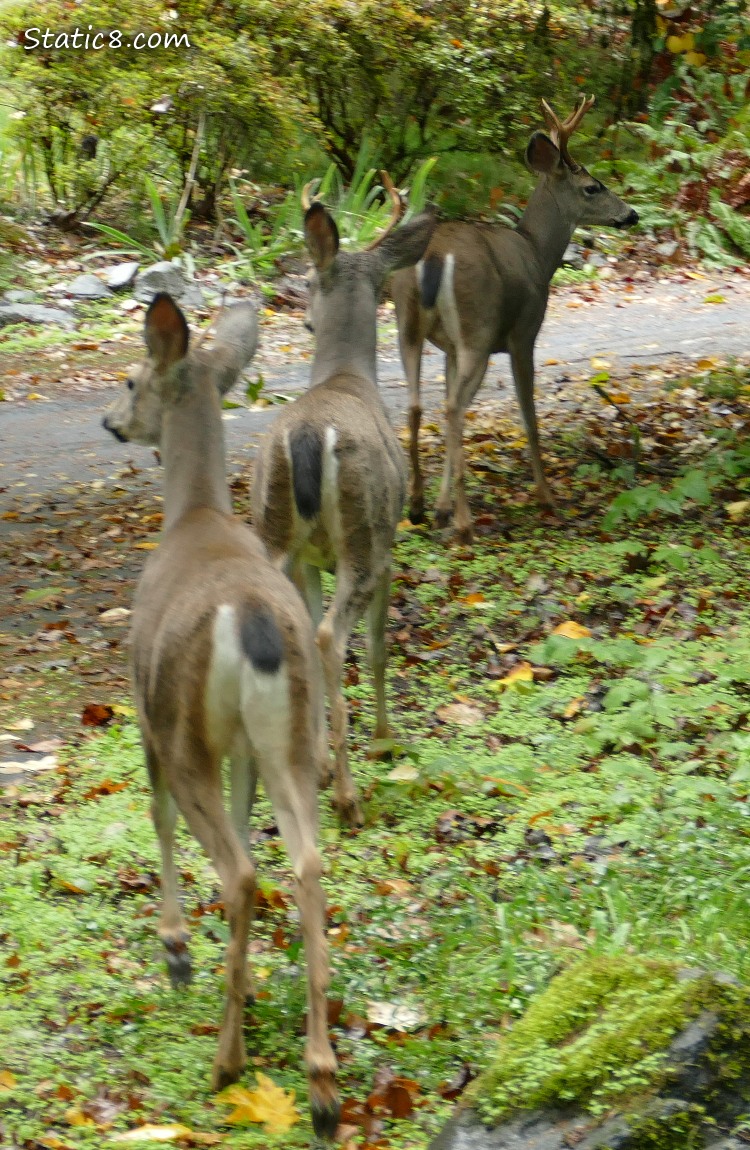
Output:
left=419, top=253, right=443, bottom=309
left=289, top=425, right=323, bottom=521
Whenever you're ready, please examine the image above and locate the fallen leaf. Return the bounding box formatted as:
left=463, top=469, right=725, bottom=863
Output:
left=134, top=541, right=159, bottom=550
left=0, top=755, right=57, bottom=774
left=552, top=621, right=591, bottom=639
left=435, top=702, right=484, bottom=725
left=366, top=1001, right=425, bottom=1031
left=216, top=1073, right=299, bottom=1134
left=110, top=1124, right=220, bottom=1144
left=0, top=1069, right=17, bottom=1090
left=703, top=293, right=726, bottom=304
left=99, top=608, right=131, bottom=622
left=493, top=662, right=535, bottom=691
left=725, top=501, right=750, bottom=522
left=65, top=1106, right=96, bottom=1127
left=387, top=763, right=419, bottom=781
left=3, top=717, right=33, bottom=731
left=81, top=703, right=114, bottom=727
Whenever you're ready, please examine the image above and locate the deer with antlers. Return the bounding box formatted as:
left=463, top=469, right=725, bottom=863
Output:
left=103, top=296, right=339, bottom=1137
left=391, top=94, right=639, bottom=542
left=251, top=176, right=436, bottom=827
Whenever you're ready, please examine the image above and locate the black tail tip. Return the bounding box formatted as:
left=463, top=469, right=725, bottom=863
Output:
left=311, top=1097, right=340, bottom=1141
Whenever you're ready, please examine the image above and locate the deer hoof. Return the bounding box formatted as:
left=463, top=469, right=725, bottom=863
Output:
left=311, top=1095, right=341, bottom=1141
left=434, top=506, right=452, bottom=529
left=164, top=938, right=193, bottom=988
left=334, top=795, right=364, bottom=829
left=455, top=526, right=474, bottom=547
left=408, top=500, right=425, bottom=525
left=211, top=1061, right=244, bottom=1093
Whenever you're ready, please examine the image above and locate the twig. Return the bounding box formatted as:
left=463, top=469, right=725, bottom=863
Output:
left=174, top=109, right=205, bottom=237
left=593, top=382, right=641, bottom=475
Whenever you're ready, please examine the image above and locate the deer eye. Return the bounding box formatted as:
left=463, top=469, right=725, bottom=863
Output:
left=126, top=378, right=134, bottom=391
left=584, top=184, right=602, bottom=196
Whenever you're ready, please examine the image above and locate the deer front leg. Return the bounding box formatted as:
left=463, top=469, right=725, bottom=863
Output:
left=366, top=565, right=392, bottom=742
left=146, top=747, right=192, bottom=987
left=509, top=340, right=554, bottom=507
left=316, top=566, right=379, bottom=827
left=435, top=349, right=459, bottom=529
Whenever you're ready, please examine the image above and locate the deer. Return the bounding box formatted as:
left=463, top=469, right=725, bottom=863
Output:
left=102, top=294, right=339, bottom=1139
left=390, top=94, right=639, bottom=543
left=251, top=176, right=437, bottom=828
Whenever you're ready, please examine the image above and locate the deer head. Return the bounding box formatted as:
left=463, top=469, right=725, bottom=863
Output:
left=526, top=95, right=639, bottom=230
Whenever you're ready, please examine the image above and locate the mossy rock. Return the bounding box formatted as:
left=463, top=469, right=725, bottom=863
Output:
left=430, top=955, right=750, bottom=1150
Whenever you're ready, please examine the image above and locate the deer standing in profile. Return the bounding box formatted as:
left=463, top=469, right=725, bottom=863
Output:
left=251, top=177, right=436, bottom=827
left=390, top=95, right=639, bottom=543
left=102, top=295, right=339, bottom=1138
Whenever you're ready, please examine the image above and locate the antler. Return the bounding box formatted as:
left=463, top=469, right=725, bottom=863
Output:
left=301, top=178, right=321, bottom=213
left=364, top=171, right=404, bottom=251
left=540, top=94, right=596, bottom=170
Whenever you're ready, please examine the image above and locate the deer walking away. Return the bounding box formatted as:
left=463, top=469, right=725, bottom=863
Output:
left=103, top=295, right=340, bottom=1137
left=252, top=176, right=437, bottom=827
left=391, top=94, right=639, bottom=542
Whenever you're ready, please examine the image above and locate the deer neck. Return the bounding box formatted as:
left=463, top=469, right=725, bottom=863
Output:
left=161, top=378, right=232, bottom=530
left=310, top=300, right=378, bottom=388
left=518, top=178, right=578, bottom=284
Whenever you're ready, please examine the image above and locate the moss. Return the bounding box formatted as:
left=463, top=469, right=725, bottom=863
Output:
left=472, top=955, right=749, bottom=1128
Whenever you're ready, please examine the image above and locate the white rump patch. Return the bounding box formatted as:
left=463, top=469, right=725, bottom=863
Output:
left=437, top=252, right=461, bottom=346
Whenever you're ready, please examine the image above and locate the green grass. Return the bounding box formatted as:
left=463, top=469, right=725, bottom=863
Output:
left=1, top=369, right=750, bottom=1147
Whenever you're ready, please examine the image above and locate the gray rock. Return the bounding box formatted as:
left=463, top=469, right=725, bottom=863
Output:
left=655, top=240, right=680, bottom=260
left=133, top=261, right=186, bottom=302
left=585, top=251, right=609, bottom=268
left=0, top=304, right=76, bottom=329
left=63, top=274, right=113, bottom=299
left=561, top=243, right=585, bottom=269
left=178, top=281, right=206, bottom=309
left=2, top=289, right=37, bottom=304
left=104, top=261, right=139, bottom=290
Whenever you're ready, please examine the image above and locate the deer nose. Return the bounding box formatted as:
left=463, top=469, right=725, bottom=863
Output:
left=624, top=209, right=639, bottom=227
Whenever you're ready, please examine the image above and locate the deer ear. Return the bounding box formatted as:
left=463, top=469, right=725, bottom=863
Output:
left=209, top=303, right=259, bottom=394
left=304, top=203, right=339, bottom=271
left=145, top=293, right=189, bottom=367
left=526, top=132, right=563, bottom=175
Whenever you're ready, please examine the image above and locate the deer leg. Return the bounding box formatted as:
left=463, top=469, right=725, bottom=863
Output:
left=435, top=349, right=459, bottom=527
left=168, top=746, right=256, bottom=1091
left=400, top=332, right=425, bottom=523
left=438, top=350, right=490, bottom=543
left=366, top=565, right=392, bottom=742
left=255, top=750, right=339, bottom=1139
left=229, top=735, right=259, bottom=1004
left=291, top=562, right=331, bottom=788
left=509, top=341, right=554, bottom=507
left=145, top=745, right=192, bottom=987
left=317, top=567, right=379, bottom=827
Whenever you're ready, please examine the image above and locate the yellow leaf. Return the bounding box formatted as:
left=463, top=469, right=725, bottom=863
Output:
left=110, top=1126, right=196, bottom=1143
left=564, top=697, right=585, bottom=719
left=696, top=357, right=718, bottom=371
left=725, top=500, right=750, bottom=522
left=65, top=1106, right=96, bottom=1127
left=134, top=541, right=159, bottom=550
left=493, top=662, right=535, bottom=691
left=703, top=293, right=726, bottom=304
left=0, top=1069, right=17, bottom=1090
left=552, top=621, right=591, bottom=640
left=666, top=31, right=694, bottom=52
left=608, top=392, right=631, bottom=404
left=387, top=763, right=420, bottom=781
left=216, top=1074, right=299, bottom=1134
left=590, top=357, right=611, bottom=370
left=684, top=50, right=706, bottom=65
left=27, top=392, right=49, bottom=401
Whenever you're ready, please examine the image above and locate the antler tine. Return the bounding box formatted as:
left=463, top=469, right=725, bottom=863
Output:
left=364, top=170, right=404, bottom=251
left=301, top=178, right=321, bottom=213
left=540, top=98, right=564, bottom=147
left=561, top=93, right=596, bottom=137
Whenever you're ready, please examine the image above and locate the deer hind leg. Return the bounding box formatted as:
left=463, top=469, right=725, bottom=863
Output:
left=291, top=561, right=331, bottom=789
left=435, top=348, right=459, bottom=528
left=229, top=733, right=258, bottom=1003
left=509, top=340, right=554, bottom=507
left=398, top=312, right=426, bottom=523
left=317, top=565, right=380, bottom=827
left=437, top=348, right=490, bottom=543
left=366, top=564, right=392, bottom=742
left=166, top=742, right=256, bottom=1091
left=255, top=751, right=339, bottom=1137
left=145, top=744, right=192, bottom=987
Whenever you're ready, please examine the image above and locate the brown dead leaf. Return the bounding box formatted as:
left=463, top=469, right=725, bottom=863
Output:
left=435, top=702, right=483, bottom=726
left=81, top=703, right=114, bottom=727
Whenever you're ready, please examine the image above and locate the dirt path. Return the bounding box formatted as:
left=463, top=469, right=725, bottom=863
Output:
left=1, top=270, right=748, bottom=492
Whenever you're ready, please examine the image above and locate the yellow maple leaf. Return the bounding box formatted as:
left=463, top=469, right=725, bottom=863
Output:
left=65, top=1106, right=95, bottom=1127
left=552, top=621, right=591, bottom=640
left=494, top=662, right=535, bottom=691
left=216, top=1074, right=299, bottom=1134
left=0, top=1069, right=17, bottom=1090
